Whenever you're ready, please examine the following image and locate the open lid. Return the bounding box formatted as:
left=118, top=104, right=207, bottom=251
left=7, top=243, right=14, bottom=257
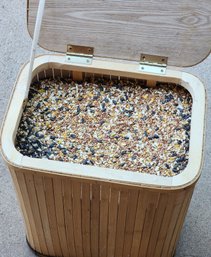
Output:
left=27, top=0, right=211, bottom=67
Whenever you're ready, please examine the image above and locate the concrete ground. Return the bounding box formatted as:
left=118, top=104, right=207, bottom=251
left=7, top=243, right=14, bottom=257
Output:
left=0, top=1, right=211, bottom=257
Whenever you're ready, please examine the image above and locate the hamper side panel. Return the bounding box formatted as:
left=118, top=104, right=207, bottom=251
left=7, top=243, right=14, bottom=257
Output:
left=9, top=168, right=35, bottom=249
left=8, top=165, right=198, bottom=257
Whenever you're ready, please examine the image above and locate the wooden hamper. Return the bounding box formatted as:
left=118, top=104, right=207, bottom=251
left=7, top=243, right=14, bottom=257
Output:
left=1, top=1, right=210, bottom=257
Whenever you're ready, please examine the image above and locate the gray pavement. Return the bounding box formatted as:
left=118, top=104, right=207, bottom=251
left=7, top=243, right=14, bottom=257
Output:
left=0, top=1, right=211, bottom=257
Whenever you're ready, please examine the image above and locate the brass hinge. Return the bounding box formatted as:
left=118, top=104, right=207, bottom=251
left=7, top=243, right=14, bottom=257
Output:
left=140, top=54, right=168, bottom=74
left=66, top=44, right=94, bottom=65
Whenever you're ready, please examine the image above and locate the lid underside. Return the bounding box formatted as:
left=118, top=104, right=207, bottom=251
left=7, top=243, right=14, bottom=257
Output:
left=27, top=0, right=211, bottom=67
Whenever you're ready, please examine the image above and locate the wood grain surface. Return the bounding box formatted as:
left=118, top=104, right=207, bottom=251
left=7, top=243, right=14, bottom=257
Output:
left=10, top=167, right=194, bottom=257
left=28, top=0, right=211, bottom=67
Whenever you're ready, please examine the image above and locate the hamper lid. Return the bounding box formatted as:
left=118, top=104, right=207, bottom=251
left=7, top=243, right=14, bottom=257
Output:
left=27, top=0, right=211, bottom=67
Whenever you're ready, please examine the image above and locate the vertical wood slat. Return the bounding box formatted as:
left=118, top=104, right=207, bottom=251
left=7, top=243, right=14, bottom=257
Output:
left=122, top=189, right=139, bottom=257
left=61, top=69, right=71, bottom=78
left=146, top=193, right=168, bottom=257
left=63, top=179, right=77, bottom=257
left=10, top=168, right=195, bottom=257
left=44, top=177, right=62, bottom=257
left=72, top=71, right=83, bottom=81
left=82, top=183, right=91, bottom=257
left=53, top=178, right=69, bottom=257
left=107, top=188, right=119, bottom=257
left=130, top=190, right=148, bottom=257
left=161, top=190, right=188, bottom=257
left=99, top=184, right=110, bottom=257
left=15, top=172, right=41, bottom=253
left=167, top=188, right=194, bottom=257
left=45, top=68, right=53, bottom=79
left=38, top=71, right=46, bottom=80
left=24, top=173, right=49, bottom=254
left=54, top=69, right=62, bottom=78
left=138, top=192, right=160, bottom=257
left=9, top=169, right=35, bottom=250
left=153, top=192, right=181, bottom=257
left=34, top=176, right=55, bottom=256
left=115, top=190, right=128, bottom=257
left=72, top=181, right=84, bottom=257
left=91, top=184, right=100, bottom=257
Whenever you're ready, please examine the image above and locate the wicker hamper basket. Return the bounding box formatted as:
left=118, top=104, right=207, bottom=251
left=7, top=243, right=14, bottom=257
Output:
left=1, top=1, right=209, bottom=257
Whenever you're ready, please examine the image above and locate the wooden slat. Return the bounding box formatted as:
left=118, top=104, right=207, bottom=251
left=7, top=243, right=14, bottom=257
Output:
left=10, top=169, right=35, bottom=249
left=91, top=184, right=100, bottom=257
left=24, top=173, right=48, bottom=254
left=166, top=188, right=194, bottom=257
left=146, top=80, right=156, bottom=88
left=63, top=179, right=77, bottom=257
left=81, top=183, right=91, bottom=257
left=28, top=0, right=211, bottom=67
left=53, top=178, right=69, bottom=257
left=72, top=181, right=83, bottom=257
left=122, top=189, right=139, bottom=257
left=153, top=193, right=179, bottom=257
left=44, top=177, right=62, bottom=256
left=34, top=175, right=55, bottom=256
left=99, top=184, right=110, bottom=257
left=130, top=190, right=148, bottom=257
left=45, top=68, right=53, bottom=79
left=146, top=193, right=168, bottom=257
left=62, top=69, right=71, bottom=78
left=114, top=190, right=128, bottom=257
left=138, top=192, right=160, bottom=257
left=161, top=194, right=185, bottom=257
left=107, top=188, right=119, bottom=257
left=54, top=68, right=62, bottom=78
left=72, top=71, right=83, bottom=81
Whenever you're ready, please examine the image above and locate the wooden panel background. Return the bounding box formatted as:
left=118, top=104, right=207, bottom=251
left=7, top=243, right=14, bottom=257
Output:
left=10, top=167, right=194, bottom=257
left=27, top=0, right=211, bottom=67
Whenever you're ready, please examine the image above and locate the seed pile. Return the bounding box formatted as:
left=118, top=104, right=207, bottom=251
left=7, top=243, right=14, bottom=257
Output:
left=16, top=78, right=192, bottom=176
